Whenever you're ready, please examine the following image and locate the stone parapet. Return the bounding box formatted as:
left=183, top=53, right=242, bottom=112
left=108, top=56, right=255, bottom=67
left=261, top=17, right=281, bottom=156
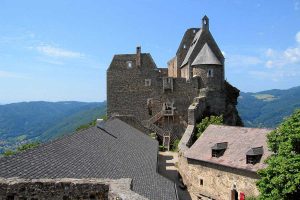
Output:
left=0, top=177, right=148, bottom=200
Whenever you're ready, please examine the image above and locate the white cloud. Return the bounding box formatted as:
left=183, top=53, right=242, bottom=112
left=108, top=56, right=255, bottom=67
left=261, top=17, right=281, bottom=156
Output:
left=264, top=32, right=300, bottom=68
left=296, top=31, right=300, bottom=43
left=36, top=45, right=84, bottom=58
left=265, top=48, right=275, bottom=57
left=227, top=54, right=263, bottom=67
left=0, top=70, right=28, bottom=79
left=250, top=69, right=299, bottom=82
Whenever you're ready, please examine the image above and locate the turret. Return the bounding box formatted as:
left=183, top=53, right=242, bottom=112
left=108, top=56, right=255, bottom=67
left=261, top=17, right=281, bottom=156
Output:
left=192, top=43, right=224, bottom=91
left=202, top=15, right=209, bottom=31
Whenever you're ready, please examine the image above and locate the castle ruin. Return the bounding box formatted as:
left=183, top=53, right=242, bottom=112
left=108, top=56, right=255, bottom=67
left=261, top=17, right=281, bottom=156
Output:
left=107, top=16, right=242, bottom=148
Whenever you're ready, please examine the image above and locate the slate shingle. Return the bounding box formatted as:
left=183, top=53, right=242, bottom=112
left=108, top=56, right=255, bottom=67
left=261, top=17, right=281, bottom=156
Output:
left=0, top=118, right=177, bottom=200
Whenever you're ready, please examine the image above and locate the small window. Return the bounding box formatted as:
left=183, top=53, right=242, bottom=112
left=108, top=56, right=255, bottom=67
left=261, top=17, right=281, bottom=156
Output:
left=207, top=69, right=214, bottom=77
left=199, top=178, right=203, bottom=186
left=193, top=29, right=196, bottom=33
left=127, top=61, right=133, bottom=69
left=183, top=44, right=186, bottom=49
left=145, top=79, right=151, bottom=86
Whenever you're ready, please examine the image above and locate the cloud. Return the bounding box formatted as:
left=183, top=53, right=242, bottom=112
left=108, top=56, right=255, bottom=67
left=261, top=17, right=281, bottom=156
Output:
left=226, top=54, right=263, bottom=67
left=296, top=31, right=300, bottom=43
left=36, top=45, right=84, bottom=58
left=250, top=69, right=299, bottom=82
left=264, top=32, right=300, bottom=68
left=0, top=70, right=28, bottom=79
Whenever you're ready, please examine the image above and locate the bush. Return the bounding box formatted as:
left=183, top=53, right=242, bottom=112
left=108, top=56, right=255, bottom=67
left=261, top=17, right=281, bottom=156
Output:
left=171, top=139, right=180, bottom=152
left=196, top=115, right=223, bottom=138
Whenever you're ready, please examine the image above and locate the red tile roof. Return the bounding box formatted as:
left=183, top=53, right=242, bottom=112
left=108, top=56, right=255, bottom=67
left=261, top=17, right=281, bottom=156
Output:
left=184, top=125, right=273, bottom=172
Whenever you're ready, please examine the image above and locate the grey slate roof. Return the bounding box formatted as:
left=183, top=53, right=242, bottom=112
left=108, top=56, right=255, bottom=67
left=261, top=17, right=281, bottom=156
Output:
left=191, top=43, right=222, bottom=66
left=181, top=29, right=202, bottom=67
left=184, top=125, right=272, bottom=172
left=0, top=118, right=177, bottom=200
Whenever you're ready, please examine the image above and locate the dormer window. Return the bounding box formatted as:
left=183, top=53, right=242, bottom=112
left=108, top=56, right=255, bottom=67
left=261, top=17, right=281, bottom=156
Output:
left=127, top=61, right=133, bottom=69
left=211, top=142, right=228, bottom=158
left=207, top=69, right=214, bottom=77
left=246, top=146, right=263, bottom=165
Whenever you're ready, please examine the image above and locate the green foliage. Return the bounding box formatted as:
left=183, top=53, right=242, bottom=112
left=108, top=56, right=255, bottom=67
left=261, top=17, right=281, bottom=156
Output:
left=257, top=109, right=300, bottom=200
left=75, top=120, right=97, bottom=132
left=196, top=115, right=223, bottom=138
left=16, top=142, right=40, bottom=152
left=3, top=149, right=15, bottom=156
left=101, top=115, right=108, bottom=121
left=245, top=197, right=258, bottom=200
left=3, top=142, right=40, bottom=157
left=75, top=115, right=108, bottom=132
left=171, top=139, right=180, bottom=152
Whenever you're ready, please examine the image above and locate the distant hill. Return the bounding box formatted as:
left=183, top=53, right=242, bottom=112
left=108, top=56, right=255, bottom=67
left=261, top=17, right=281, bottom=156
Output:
left=237, top=86, right=300, bottom=128
left=1, top=86, right=299, bottom=153
left=0, top=101, right=106, bottom=153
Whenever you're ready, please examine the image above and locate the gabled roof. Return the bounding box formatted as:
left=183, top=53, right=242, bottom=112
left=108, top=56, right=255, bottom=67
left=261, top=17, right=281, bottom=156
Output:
left=211, top=142, right=228, bottom=150
left=184, top=125, right=272, bottom=172
left=181, top=29, right=202, bottom=67
left=191, top=43, right=222, bottom=66
left=246, top=146, right=264, bottom=156
left=180, top=26, right=224, bottom=68
left=0, top=118, right=177, bottom=200
left=107, top=53, right=157, bottom=71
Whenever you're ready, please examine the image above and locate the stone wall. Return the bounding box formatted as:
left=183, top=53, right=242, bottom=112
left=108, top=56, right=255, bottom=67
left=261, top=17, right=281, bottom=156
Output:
left=0, top=178, right=147, bottom=200
left=107, top=53, right=201, bottom=139
left=167, top=56, right=179, bottom=78
left=193, top=64, right=224, bottom=91
left=178, top=158, right=259, bottom=200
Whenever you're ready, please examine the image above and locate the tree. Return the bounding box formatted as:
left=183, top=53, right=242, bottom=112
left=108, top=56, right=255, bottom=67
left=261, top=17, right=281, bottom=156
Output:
left=257, top=109, right=300, bottom=200
left=196, top=115, right=223, bottom=138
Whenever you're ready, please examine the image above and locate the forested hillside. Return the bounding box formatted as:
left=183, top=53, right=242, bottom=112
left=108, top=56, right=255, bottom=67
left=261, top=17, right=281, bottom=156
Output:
left=0, top=101, right=106, bottom=153
left=237, top=86, right=300, bottom=128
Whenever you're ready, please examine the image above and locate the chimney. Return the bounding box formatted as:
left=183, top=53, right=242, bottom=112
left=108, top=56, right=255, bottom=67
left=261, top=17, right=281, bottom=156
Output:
left=202, top=15, right=209, bottom=31
left=136, top=46, right=141, bottom=67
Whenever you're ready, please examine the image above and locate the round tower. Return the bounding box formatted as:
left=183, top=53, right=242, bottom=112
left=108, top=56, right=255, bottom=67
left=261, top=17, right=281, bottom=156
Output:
left=192, top=42, right=224, bottom=91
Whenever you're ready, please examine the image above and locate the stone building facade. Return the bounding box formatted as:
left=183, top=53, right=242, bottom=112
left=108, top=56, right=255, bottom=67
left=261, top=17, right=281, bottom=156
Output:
left=178, top=125, right=272, bottom=200
left=107, top=16, right=242, bottom=145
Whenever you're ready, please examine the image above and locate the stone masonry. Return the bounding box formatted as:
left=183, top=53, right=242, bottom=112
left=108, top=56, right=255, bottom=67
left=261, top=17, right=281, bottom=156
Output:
left=0, top=178, right=148, bottom=200
left=107, top=16, right=242, bottom=146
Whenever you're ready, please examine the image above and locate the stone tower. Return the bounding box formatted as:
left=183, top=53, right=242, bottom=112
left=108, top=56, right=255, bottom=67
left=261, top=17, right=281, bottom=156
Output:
left=107, top=16, right=243, bottom=147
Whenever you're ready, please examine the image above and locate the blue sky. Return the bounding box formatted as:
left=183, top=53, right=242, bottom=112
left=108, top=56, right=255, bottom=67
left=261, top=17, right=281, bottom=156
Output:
left=0, top=0, right=300, bottom=103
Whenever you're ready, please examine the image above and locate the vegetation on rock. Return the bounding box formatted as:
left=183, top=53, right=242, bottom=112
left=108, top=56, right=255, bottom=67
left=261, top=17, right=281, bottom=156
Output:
left=3, top=142, right=40, bottom=156
left=196, top=115, right=223, bottom=138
